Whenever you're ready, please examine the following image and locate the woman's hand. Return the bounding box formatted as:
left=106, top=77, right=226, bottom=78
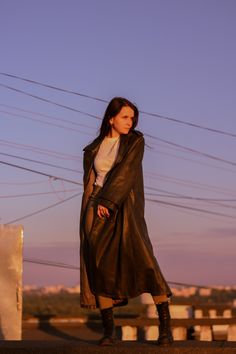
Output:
left=97, top=204, right=110, bottom=219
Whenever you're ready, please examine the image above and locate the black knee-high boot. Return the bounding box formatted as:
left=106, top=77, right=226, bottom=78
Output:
left=156, top=301, right=173, bottom=345
left=99, top=307, right=116, bottom=346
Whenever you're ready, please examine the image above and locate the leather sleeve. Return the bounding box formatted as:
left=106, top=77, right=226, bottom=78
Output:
left=97, top=135, right=144, bottom=212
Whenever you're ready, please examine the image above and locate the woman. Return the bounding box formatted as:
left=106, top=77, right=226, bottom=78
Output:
left=80, top=97, right=173, bottom=346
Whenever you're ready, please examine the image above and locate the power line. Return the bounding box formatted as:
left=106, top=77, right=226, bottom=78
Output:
left=1, top=72, right=236, bottom=138
left=145, top=191, right=236, bottom=203
left=0, top=188, right=81, bottom=199
left=0, top=160, right=82, bottom=186
left=0, top=179, right=48, bottom=185
left=2, top=152, right=236, bottom=221
left=0, top=109, right=94, bottom=135
left=0, top=138, right=81, bottom=161
left=2, top=108, right=236, bottom=172
left=167, top=281, right=219, bottom=290
left=1, top=81, right=236, bottom=169
left=0, top=103, right=95, bottom=129
left=4, top=115, right=234, bottom=173
left=146, top=192, right=236, bottom=211
left=3, top=152, right=236, bottom=210
left=0, top=153, right=235, bottom=209
left=147, top=134, right=236, bottom=168
left=23, top=258, right=222, bottom=290
left=140, top=110, right=236, bottom=138
left=2, top=169, right=234, bottom=225
left=0, top=82, right=100, bottom=120
left=148, top=146, right=236, bottom=174
left=146, top=197, right=235, bottom=219
left=2, top=83, right=236, bottom=171
left=5, top=192, right=82, bottom=224
left=0, top=152, right=82, bottom=174
left=145, top=171, right=236, bottom=196
left=4, top=139, right=235, bottom=198
left=0, top=72, right=107, bottom=103
left=2, top=147, right=235, bottom=198
left=24, top=258, right=80, bottom=270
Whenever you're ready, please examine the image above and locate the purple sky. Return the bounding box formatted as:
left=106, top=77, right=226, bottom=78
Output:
left=0, top=0, right=236, bottom=287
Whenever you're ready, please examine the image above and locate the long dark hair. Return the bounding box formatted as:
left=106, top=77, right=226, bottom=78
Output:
left=98, top=97, right=139, bottom=139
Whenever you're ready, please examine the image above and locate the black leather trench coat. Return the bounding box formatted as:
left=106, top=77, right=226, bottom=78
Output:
left=79, top=130, right=172, bottom=309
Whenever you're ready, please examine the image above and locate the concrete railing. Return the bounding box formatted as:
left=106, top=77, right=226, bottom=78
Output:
left=137, top=294, right=236, bottom=342
left=114, top=317, right=236, bottom=341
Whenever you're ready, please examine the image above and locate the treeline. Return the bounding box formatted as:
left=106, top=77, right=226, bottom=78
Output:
left=23, top=293, right=143, bottom=320
left=23, top=289, right=236, bottom=319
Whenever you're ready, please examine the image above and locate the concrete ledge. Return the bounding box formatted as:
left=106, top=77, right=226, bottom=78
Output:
left=0, top=341, right=236, bottom=354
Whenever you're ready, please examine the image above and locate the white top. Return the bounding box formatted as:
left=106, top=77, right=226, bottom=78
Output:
left=94, top=136, right=120, bottom=187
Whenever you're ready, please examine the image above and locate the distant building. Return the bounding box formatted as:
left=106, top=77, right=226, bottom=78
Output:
left=199, top=288, right=212, bottom=296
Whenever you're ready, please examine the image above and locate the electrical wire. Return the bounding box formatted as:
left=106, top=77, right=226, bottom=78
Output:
left=0, top=109, right=94, bottom=135
left=147, top=134, right=236, bottom=168
left=148, top=147, right=236, bottom=174
left=1, top=82, right=236, bottom=169
left=0, top=152, right=82, bottom=174
left=0, top=160, right=82, bottom=186
left=2, top=155, right=234, bottom=203
left=2, top=115, right=236, bottom=174
left=0, top=179, right=48, bottom=185
left=23, top=257, right=86, bottom=272
left=145, top=193, right=236, bottom=211
left=1, top=149, right=235, bottom=198
left=23, top=258, right=80, bottom=270
left=0, top=103, right=96, bottom=129
left=2, top=157, right=236, bottom=215
left=145, top=171, right=236, bottom=196
left=0, top=72, right=107, bottom=103
left=0, top=188, right=81, bottom=199
left=5, top=192, right=82, bottom=224
left=0, top=82, right=100, bottom=120
left=22, top=258, right=224, bottom=290
left=1, top=72, right=236, bottom=138
left=145, top=191, right=236, bottom=203
left=0, top=139, right=82, bottom=161
left=146, top=197, right=235, bottom=219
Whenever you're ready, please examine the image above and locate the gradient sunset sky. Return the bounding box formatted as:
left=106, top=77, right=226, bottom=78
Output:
left=0, top=0, right=236, bottom=286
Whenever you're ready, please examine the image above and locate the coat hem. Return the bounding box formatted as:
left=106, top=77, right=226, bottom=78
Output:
left=92, top=289, right=172, bottom=299
left=80, top=290, right=172, bottom=309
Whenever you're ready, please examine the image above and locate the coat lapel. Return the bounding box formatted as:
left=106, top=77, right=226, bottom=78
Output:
left=83, top=137, right=102, bottom=186
left=113, top=134, right=128, bottom=166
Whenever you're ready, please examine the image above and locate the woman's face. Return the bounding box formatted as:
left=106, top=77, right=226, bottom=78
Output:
left=109, top=106, right=134, bottom=136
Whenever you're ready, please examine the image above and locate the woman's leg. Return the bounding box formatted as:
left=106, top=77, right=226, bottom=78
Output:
left=152, top=294, right=169, bottom=304
left=97, top=295, right=113, bottom=309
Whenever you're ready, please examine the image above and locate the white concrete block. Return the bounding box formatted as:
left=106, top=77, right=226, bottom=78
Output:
left=144, top=325, right=158, bottom=340
left=121, top=326, right=137, bottom=341
left=228, top=325, right=236, bottom=341
left=199, top=326, right=213, bottom=341
left=209, top=309, right=217, bottom=318
left=172, top=326, right=187, bottom=340
left=223, top=309, right=232, bottom=318
left=195, top=309, right=203, bottom=318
